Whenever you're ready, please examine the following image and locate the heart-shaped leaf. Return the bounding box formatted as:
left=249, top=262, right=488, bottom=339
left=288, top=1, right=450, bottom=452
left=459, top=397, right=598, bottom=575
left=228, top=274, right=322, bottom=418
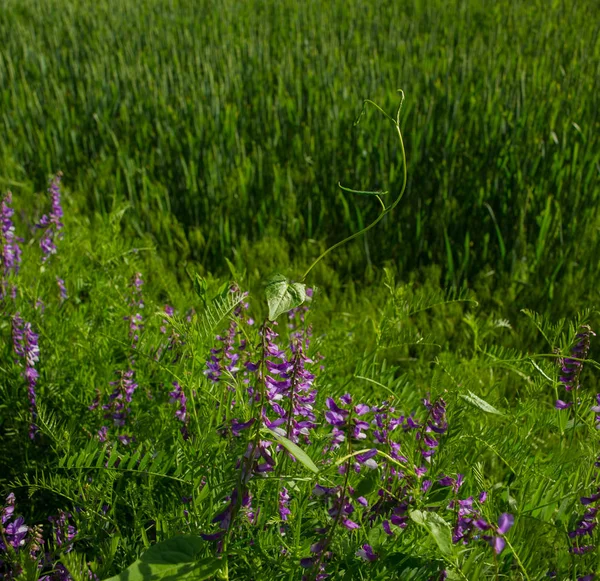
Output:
left=102, top=535, right=222, bottom=581
left=265, top=274, right=306, bottom=321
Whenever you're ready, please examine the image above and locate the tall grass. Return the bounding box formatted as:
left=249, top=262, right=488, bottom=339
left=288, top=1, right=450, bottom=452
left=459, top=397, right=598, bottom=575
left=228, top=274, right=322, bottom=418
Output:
left=1, top=0, right=599, bottom=307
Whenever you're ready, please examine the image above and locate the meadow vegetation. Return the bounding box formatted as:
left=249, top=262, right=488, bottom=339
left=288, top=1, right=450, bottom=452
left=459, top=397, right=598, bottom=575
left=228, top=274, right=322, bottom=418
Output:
left=1, top=0, right=599, bottom=579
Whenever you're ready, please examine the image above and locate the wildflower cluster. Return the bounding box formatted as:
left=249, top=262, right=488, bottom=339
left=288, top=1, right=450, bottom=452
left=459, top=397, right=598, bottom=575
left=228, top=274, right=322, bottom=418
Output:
left=2, top=171, right=598, bottom=581
left=12, top=314, right=40, bottom=439
left=205, top=290, right=251, bottom=387
left=447, top=489, right=514, bottom=554
left=169, top=381, right=189, bottom=439
left=262, top=324, right=318, bottom=444
left=556, top=325, right=595, bottom=410
left=1, top=493, right=32, bottom=579
left=126, top=272, right=144, bottom=350
left=569, top=474, right=599, bottom=557
left=1, top=191, right=22, bottom=301
left=37, top=173, right=64, bottom=263
left=56, top=277, right=67, bottom=303
left=94, top=273, right=145, bottom=444
left=0, top=494, right=84, bottom=581
left=156, top=304, right=182, bottom=362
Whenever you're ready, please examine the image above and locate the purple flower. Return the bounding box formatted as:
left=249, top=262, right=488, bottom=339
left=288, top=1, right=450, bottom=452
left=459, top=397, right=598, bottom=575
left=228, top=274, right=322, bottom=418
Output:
left=260, top=325, right=319, bottom=445
left=231, top=418, right=255, bottom=436
left=481, top=513, right=514, bottom=555
left=1, top=191, right=22, bottom=300
left=0, top=493, right=36, bottom=578
left=57, top=277, right=68, bottom=302
left=5, top=516, right=29, bottom=548
left=313, top=484, right=338, bottom=497
left=438, top=474, right=464, bottom=493
left=581, top=491, right=600, bottom=505
left=169, top=381, right=189, bottom=439
left=49, top=510, right=77, bottom=552
left=12, top=314, right=40, bottom=438
left=279, top=487, right=291, bottom=522
left=356, top=544, right=377, bottom=561
left=37, top=172, right=64, bottom=263
left=556, top=325, right=595, bottom=408
left=356, top=448, right=378, bottom=470
left=324, top=395, right=371, bottom=450
left=126, top=273, right=144, bottom=348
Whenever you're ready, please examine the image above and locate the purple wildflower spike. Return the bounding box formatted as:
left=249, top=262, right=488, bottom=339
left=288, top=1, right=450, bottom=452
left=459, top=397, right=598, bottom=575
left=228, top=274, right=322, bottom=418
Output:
left=279, top=487, right=291, bottom=522
left=12, top=314, right=40, bottom=438
left=56, top=277, right=68, bottom=302
left=38, top=172, right=64, bottom=263
left=126, top=273, right=144, bottom=349
left=49, top=510, right=77, bottom=552
left=556, top=325, right=595, bottom=409
left=169, top=381, right=189, bottom=439
left=1, top=191, right=22, bottom=300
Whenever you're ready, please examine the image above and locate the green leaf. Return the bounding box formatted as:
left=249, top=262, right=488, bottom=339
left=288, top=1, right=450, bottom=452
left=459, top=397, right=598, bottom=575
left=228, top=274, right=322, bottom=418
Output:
left=102, top=536, right=222, bottom=581
left=354, top=468, right=380, bottom=497
left=264, top=429, right=319, bottom=474
left=460, top=390, right=503, bottom=415
left=265, top=274, right=306, bottom=321
left=192, top=274, right=208, bottom=306
left=409, top=510, right=453, bottom=556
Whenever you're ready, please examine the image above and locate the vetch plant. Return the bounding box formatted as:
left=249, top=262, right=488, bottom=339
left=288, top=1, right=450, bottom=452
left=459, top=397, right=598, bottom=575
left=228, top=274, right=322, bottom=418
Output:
left=0, top=92, right=598, bottom=581
left=37, top=173, right=64, bottom=264
left=1, top=191, right=22, bottom=301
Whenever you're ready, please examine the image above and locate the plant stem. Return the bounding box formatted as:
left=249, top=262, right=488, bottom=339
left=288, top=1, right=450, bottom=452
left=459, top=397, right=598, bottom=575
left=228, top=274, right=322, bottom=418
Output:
left=301, top=92, right=408, bottom=282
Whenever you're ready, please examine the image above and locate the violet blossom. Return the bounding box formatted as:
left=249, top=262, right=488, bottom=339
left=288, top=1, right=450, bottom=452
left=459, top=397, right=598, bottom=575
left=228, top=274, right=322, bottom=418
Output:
left=38, top=172, right=64, bottom=263
left=56, top=277, right=67, bottom=302
left=279, top=487, right=291, bottom=522
left=12, top=314, right=40, bottom=439
left=356, top=544, right=378, bottom=561
left=1, top=191, right=22, bottom=301
left=204, top=287, right=250, bottom=385
left=261, top=325, right=318, bottom=446
left=474, top=512, right=514, bottom=554
left=556, top=325, right=595, bottom=409
left=169, top=381, right=189, bottom=439
left=126, top=272, right=144, bottom=350
left=48, top=511, right=77, bottom=553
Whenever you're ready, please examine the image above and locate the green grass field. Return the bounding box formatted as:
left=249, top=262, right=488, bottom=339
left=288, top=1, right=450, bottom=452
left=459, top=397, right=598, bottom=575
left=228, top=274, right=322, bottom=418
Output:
left=2, top=0, right=599, bottom=306
left=1, top=1, right=599, bottom=579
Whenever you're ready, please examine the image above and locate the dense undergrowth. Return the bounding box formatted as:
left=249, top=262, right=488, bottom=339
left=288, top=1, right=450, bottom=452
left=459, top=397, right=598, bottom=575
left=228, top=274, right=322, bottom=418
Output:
left=1, top=0, right=600, bottom=579
left=1, top=171, right=599, bottom=579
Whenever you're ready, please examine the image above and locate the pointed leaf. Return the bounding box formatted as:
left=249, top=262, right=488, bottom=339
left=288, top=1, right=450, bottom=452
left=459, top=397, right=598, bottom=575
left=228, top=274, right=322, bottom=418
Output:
left=265, top=429, right=319, bottom=474
left=265, top=274, right=306, bottom=321
left=102, top=535, right=222, bottom=581
left=460, top=391, right=503, bottom=415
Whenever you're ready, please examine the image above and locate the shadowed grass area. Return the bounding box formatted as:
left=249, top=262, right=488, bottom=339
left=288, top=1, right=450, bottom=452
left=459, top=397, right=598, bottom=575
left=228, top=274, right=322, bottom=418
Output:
left=1, top=0, right=599, bottom=312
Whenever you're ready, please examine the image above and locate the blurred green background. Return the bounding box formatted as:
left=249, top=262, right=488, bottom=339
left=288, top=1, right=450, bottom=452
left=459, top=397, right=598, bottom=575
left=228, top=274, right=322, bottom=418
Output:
left=1, top=0, right=598, bottom=312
